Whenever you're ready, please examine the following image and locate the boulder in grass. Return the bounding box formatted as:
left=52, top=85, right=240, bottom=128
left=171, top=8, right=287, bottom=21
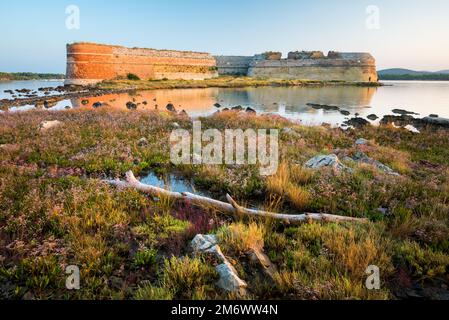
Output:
left=39, top=120, right=62, bottom=131
left=305, top=154, right=352, bottom=172
left=355, top=138, right=369, bottom=146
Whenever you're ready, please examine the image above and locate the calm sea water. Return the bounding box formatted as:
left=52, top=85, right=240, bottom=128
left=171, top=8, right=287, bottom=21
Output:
left=1, top=80, right=449, bottom=126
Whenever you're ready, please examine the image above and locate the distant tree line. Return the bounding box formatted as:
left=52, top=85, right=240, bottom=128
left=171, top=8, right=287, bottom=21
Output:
left=0, top=72, right=65, bottom=81
left=379, top=73, right=449, bottom=81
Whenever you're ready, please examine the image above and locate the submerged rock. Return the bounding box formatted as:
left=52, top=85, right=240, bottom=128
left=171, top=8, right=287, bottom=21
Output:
left=421, top=116, right=449, bottom=128
left=344, top=117, right=370, bottom=128
left=367, top=114, right=379, bottom=121
left=246, top=107, right=256, bottom=114
left=166, top=103, right=176, bottom=113
left=381, top=115, right=449, bottom=129
left=340, top=110, right=351, bottom=116
left=307, top=103, right=340, bottom=111
left=392, top=109, right=419, bottom=116
left=92, top=102, right=103, bottom=108
left=126, top=102, right=137, bottom=110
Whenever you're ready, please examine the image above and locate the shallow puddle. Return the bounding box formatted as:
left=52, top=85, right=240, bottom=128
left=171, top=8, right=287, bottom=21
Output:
left=140, top=172, right=201, bottom=195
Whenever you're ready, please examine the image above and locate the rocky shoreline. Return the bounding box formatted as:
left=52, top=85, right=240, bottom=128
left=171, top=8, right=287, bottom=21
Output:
left=2, top=82, right=448, bottom=132
left=0, top=85, right=138, bottom=110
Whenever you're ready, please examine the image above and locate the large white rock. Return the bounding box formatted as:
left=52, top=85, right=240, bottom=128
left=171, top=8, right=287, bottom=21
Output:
left=216, top=262, right=248, bottom=295
left=39, top=120, right=62, bottom=131
left=190, top=235, right=247, bottom=296
left=190, top=234, right=218, bottom=252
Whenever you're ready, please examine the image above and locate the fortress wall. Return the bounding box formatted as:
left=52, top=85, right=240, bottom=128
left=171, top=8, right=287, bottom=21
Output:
left=66, top=43, right=378, bottom=85
left=66, top=43, right=218, bottom=85
left=214, top=56, right=254, bottom=75
left=247, top=53, right=378, bottom=82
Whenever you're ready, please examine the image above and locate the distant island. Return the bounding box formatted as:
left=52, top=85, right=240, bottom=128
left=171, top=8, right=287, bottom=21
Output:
left=378, top=68, right=449, bottom=80
left=0, top=72, right=65, bottom=81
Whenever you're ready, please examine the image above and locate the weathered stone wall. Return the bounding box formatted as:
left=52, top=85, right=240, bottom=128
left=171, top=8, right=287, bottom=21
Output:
left=66, top=43, right=218, bottom=85
left=66, top=43, right=378, bottom=84
left=247, top=52, right=378, bottom=82
left=214, top=56, right=254, bottom=75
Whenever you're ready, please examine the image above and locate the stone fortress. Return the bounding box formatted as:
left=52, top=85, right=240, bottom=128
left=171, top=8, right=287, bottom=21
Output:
left=65, top=43, right=378, bottom=85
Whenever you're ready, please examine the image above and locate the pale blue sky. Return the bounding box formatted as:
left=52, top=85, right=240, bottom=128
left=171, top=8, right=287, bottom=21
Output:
left=1, top=0, right=449, bottom=73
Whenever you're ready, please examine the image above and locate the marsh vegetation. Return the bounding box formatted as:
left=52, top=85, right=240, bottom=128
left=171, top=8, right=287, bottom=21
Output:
left=0, top=108, right=448, bottom=300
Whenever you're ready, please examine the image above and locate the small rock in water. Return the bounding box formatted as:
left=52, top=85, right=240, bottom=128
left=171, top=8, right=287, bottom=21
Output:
left=166, top=103, right=176, bottom=113
left=307, top=103, right=341, bottom=111
left=246, top=107, right=256, bottom=114
left=92, top=102, right=103, bottom=108
left=126, top=102, right=137, bottom=110
left=214, top=103, right=221, bottom=108
left=81, top=99, right=89, bottom=105
left=367, top=114, right=379, bottom=121
left=429, top=114, right=439, bottom=118
left=392, top=109, right=419, bottom=116
left=232, top=105, right=243, bottom=111
left=344, top=117, right=370, bottom=128
left=340, top=110, right=351, bottom=116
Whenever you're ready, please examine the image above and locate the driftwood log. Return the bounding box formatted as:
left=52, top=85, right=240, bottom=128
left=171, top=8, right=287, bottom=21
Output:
left=105, top=171, right=368, bottom=225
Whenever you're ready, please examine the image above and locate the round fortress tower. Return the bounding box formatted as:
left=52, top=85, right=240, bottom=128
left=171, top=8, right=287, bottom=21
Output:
left=65, top=42, right=218, bottom=85
left=66, top=43, right=116, bottom=85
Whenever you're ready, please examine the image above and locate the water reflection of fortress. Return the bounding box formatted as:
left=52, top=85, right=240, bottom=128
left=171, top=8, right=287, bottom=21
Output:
left=71, top=86, right=376, bottom=117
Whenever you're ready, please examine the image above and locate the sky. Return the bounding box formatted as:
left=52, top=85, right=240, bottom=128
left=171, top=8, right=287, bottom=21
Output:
left=1, top=0, right=449, bottom=73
